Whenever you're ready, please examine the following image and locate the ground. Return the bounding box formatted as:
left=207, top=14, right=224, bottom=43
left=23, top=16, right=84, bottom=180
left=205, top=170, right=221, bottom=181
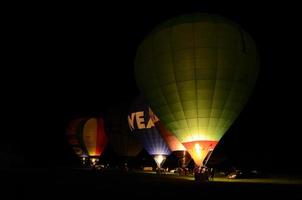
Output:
left=2, top=168, right=302, bottom=199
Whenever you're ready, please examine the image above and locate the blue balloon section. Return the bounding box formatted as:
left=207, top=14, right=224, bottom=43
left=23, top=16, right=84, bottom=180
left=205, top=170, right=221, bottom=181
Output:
left=128, top=95, right=171, bottom=156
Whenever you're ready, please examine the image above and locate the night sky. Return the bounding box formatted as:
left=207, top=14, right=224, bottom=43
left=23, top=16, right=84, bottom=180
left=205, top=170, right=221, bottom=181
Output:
left=3, top=2, right=301, bottom=172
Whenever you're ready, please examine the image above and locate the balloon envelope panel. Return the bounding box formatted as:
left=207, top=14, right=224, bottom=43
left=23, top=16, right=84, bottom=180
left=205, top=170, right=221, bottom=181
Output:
left=155, top=121, right=186, bottom=152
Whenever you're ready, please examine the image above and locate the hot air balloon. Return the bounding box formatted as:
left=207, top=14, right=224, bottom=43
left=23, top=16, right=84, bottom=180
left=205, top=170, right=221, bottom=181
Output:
left=105, top=105, right=143, bottom=169
left=66, top=119, right=88, bottom=161
left=135, top=14, right=259, bottom=167
left=66, top=118, right=108, bottom=166
left=128, top=95, right=171, bottom=169
left=149, top=108, right=191, bottom=169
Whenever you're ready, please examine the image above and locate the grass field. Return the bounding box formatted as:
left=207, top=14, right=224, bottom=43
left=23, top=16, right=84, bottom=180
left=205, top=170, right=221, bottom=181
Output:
left=2, top=168, right=302, bottom=199
left=137, top=170, right=302, bottom=185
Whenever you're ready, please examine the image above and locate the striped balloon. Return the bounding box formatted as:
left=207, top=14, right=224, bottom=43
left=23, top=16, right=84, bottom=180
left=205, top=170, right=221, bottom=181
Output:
left=66, top=118, right=108, bottom=160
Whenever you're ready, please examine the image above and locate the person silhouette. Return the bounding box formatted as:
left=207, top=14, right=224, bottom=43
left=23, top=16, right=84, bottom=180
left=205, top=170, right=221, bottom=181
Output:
left=194, top=166, right=201, bottom=181
left=209, top=168, right=215, bottom=181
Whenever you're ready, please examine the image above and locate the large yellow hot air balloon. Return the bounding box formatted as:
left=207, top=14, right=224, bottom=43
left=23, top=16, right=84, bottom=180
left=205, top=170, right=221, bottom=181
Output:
left=135, top=14, right=259, bottom=167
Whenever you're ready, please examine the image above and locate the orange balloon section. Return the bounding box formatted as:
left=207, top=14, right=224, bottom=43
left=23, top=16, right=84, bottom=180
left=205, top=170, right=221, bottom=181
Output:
left=182, top=141, right=218, bottom=167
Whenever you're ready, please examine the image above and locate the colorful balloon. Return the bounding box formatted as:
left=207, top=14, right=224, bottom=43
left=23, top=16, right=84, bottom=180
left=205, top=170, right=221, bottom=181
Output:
left=66, top=118, right=108, bottom=165
left=128, top=95, right=171, bottom=168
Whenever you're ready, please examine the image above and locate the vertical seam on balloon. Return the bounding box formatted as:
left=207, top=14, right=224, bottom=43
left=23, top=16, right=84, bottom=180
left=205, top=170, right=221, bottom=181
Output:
left=147, top=30, right=175, bottom=139
left=168, top=25, right=190, bottom=142
left=192, top=20, right=200, bottom=142
left=215, top=25, right=241, bottom=138
left=151, top=31, right=180, bottom=138
left=209, top=17, right=219, bottom=140
left=223, top=27, right=246, bottom=131
left=220, top=30, right=253, bottom=134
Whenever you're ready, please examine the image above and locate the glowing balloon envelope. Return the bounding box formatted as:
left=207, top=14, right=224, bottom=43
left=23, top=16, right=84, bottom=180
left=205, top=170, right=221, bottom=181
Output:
left=66, top=118, right=108, bottom=165
left=128, top=95, right=171, bottom=168
left=135, top=14, right=259, bottom=166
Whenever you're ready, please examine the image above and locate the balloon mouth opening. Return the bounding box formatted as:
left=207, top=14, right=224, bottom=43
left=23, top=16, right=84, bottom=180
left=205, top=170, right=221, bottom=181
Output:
left=153, top=155, right=167, bottom=168
left=182, top=140, right=218, bottom=167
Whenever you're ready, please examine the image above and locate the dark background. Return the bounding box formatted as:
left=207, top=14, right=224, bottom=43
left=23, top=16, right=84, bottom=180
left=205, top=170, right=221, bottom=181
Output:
left=2, top=2, right=301, bottom=172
